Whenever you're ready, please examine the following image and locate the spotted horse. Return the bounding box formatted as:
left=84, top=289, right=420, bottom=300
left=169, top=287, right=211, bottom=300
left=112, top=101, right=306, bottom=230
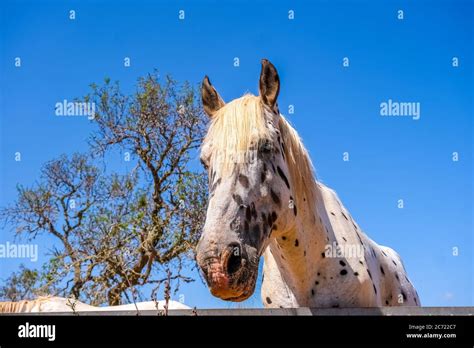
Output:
left=196, top=59, right=420, bottom=308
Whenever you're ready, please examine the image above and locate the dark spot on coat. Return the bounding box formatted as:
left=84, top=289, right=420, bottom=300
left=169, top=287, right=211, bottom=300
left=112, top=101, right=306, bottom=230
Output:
left=277, top=166, right=290, bottom=189
left=354, top=272, right=359, bottom=276
left=311, top=289, right=315, bottom=296
left=270, top=189, right=281, bottom=206
left=238, top=174, right=249, bottom=188
left=341, top=212, right=348, bottom=220
left=266, top=297, right=272, bottom=304
left=339, top=260, right=346, bottom=267
left=282, top=236, right=287, bottom=241
left=232, top=194, right=243, bottom=205
left=401, top=291, right=407, bottom=301
left=210, top=178, right=221, bottom=194
left=271, top=211, right=277, bottom=223
left=367, top=269, right=372, bottom=279
left=380, top=266, right=385, bottom=276
left=340, top=269, right=347, bottom=276
left=294, top=239, right=299, bottom=247
left=321, top=252, right=325, bottom=258
left=266, top=214, right=272, bottom=228
left=246, top=206, right=251, bottom=221
left=373, top=285, right=377, bottom=294
left=355, top=232, right=364, bottom=245
left=250, top=202, right=257, bottom=219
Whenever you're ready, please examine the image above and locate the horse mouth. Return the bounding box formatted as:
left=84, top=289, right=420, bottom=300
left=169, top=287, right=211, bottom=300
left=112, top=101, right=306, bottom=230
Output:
left=219, top=292, right=252, bottom=302
left=210, top=278, right=256, bottom=302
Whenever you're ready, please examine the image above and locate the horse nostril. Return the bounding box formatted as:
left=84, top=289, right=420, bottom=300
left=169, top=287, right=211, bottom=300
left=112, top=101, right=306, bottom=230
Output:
left=225, top=243, right=242, bottom=275
left=227, top=252, right=242, bottom=275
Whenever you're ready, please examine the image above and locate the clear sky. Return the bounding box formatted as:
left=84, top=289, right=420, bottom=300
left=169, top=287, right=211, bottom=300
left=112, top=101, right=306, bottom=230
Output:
left=0, top=0, right=472, bottom=308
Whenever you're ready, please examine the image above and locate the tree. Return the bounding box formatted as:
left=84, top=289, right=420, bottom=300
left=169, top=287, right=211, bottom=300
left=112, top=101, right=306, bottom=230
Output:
left=0, top=265, right=41, bottom=301
left=0, top=72, right=208, bottom=305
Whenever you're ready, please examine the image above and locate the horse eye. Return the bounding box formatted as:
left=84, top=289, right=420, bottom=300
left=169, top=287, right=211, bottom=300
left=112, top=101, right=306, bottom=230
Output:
left=260, top=140, right=273, bottom=153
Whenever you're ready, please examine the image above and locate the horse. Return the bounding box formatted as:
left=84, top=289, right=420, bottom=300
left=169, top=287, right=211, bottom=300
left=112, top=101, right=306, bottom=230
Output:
left=195, top=59, right=420, bottom=308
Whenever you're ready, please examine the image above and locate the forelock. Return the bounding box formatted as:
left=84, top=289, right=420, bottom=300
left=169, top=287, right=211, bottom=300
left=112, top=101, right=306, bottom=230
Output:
left=203, top=94, right=272, bottom=174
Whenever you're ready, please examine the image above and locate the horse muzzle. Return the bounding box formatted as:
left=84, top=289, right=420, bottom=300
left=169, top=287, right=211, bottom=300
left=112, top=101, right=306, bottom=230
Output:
left=196, top=242, right=258, bottom=301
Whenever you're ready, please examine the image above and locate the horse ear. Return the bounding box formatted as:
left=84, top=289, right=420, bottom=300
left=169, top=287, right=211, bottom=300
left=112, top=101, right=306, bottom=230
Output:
left=201, top=76, right=225, bottom=117
left=259, top=59, right=280, bottom=108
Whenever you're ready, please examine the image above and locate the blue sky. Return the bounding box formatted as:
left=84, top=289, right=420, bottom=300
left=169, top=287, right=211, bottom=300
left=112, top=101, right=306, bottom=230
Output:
left=0, top=0, right=472, bottom=308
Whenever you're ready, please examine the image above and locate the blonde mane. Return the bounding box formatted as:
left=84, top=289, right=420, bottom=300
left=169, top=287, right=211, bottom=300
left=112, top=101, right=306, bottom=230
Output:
left=205, top=94, right=318, bottom=215
left=278, top=116, right=318, bottom=217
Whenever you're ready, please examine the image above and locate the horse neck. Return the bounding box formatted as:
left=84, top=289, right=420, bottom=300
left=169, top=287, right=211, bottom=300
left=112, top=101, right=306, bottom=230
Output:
left=268, top=182, right=335, bottom=305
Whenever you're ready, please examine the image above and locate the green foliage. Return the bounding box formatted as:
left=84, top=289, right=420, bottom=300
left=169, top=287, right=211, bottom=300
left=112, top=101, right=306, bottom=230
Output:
left=0, top=265, right=40, bottom=301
